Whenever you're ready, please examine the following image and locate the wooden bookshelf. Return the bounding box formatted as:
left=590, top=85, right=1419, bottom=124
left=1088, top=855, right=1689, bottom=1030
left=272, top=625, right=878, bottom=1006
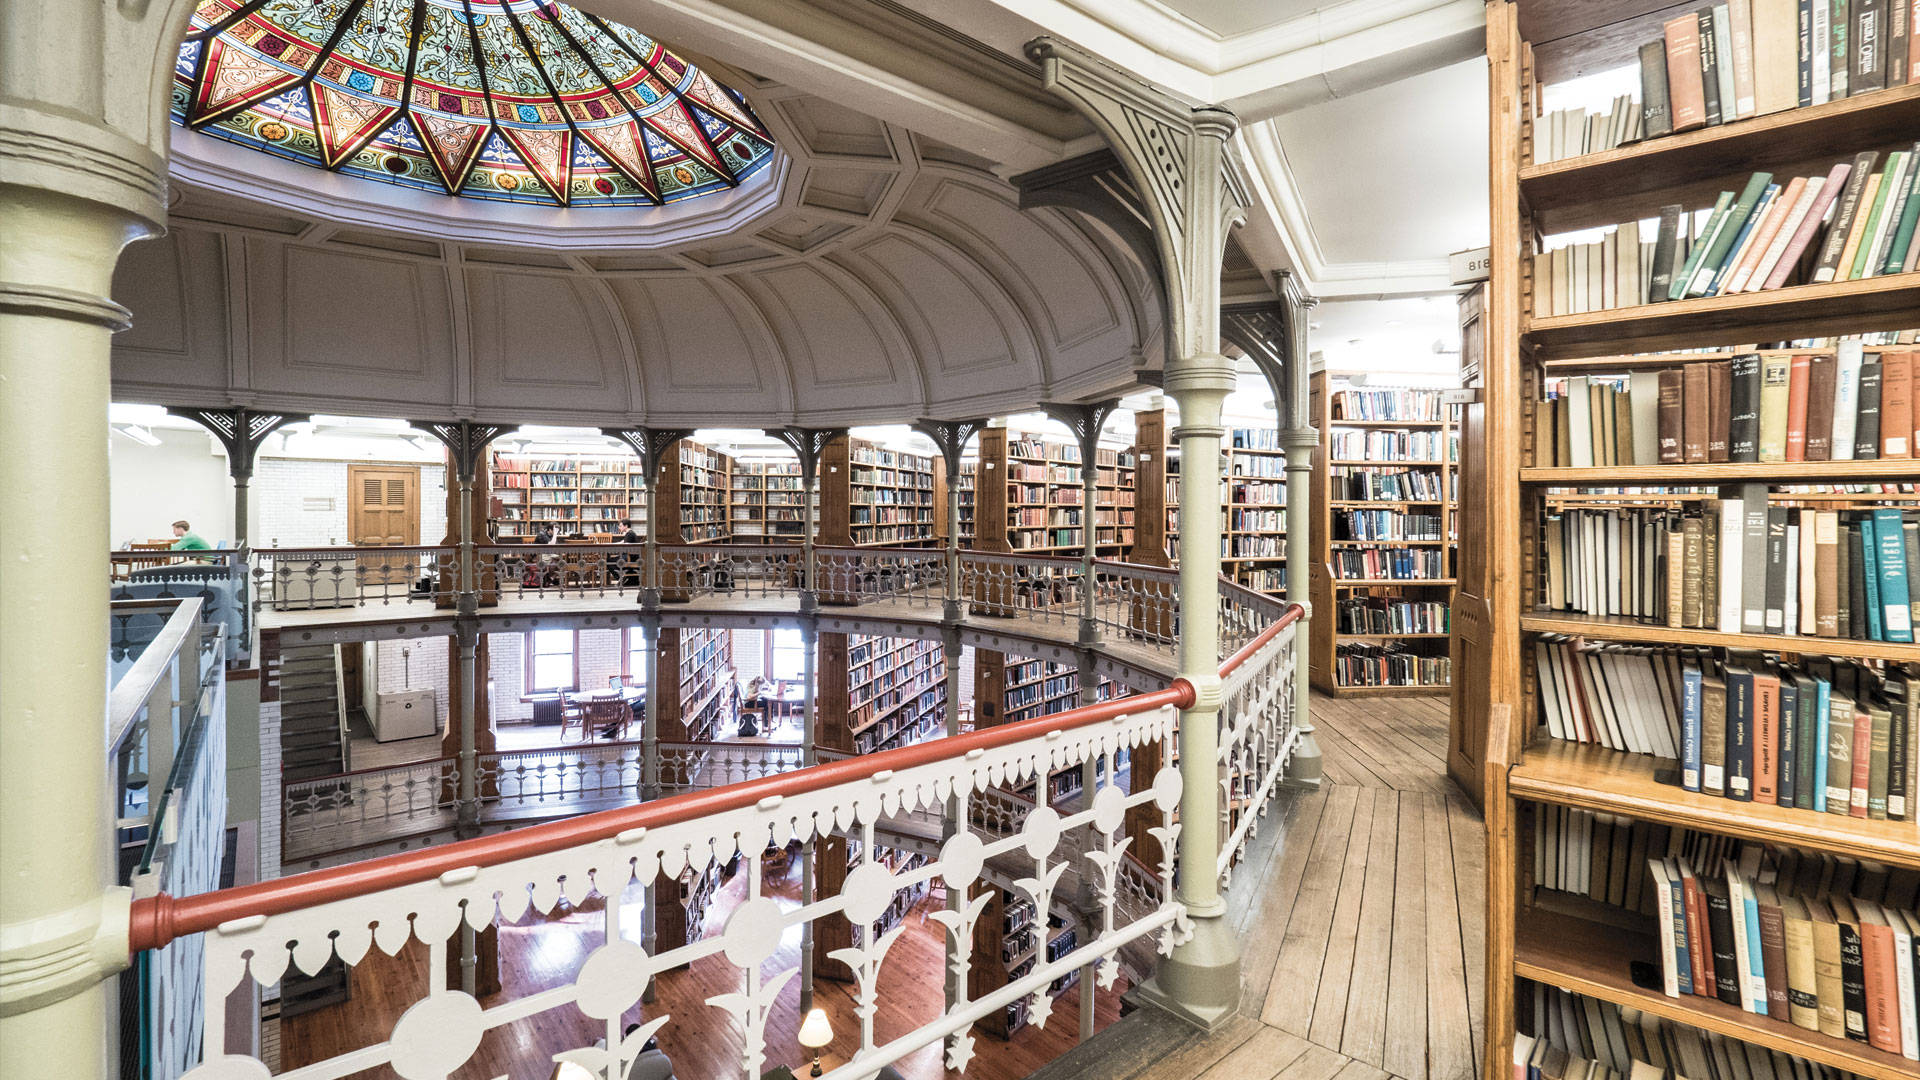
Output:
left=1477, top=6, right=1920, bottom=1080
left=656, top=626, right=733, bottom=744
left=846, top=634, right=946, bottom=754
left=1308, top=370, right=1458, bottom=696
left=728, top=460, right=806, bottom=542
left=487, top=438, right=735, bottom=543
left=972, top=651, right=1121, bottom=804
left=973, top=428, right=1136, bottom=555
left=1162, top=423, right=1288, bottom=595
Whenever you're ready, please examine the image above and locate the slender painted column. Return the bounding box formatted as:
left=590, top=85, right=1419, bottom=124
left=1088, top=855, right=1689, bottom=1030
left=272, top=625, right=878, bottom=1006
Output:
left=1280, top=424, right=1322, bottom=785
left=0, top=186, right=154, bottom=1075
left=639, top=612, right=662, bottom=1003
left=799, top=619, right=818, bottom=1009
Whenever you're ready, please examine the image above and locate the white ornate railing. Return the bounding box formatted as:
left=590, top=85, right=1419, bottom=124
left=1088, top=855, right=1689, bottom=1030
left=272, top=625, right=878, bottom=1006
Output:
left=252, top=545, right=455, bottom=610
left=137, top=689, right=1194, bottom=1080
left=1216, top=613, right=1299, bottom=882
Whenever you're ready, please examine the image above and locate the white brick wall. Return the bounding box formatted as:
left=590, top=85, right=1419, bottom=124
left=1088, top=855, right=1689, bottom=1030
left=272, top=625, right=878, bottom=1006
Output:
left=372, top=636, right=453, bottom=727
left=254, top=458, right=447, bottom=549
left=258, top=699, right=282, bottom=877
left=488, top=628, right=633, bottom=723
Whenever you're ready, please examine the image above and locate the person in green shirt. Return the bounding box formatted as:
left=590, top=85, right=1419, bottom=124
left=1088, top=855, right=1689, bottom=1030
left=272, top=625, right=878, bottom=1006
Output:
left=169, top=520, right=212, bottom=551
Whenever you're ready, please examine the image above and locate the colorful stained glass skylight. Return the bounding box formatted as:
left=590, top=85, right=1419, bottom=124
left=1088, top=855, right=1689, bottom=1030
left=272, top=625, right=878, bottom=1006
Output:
left=172, top=0, right=777, bottom=208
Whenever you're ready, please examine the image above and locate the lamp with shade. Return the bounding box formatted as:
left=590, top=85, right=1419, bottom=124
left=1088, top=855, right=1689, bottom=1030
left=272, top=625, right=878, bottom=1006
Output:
left=797, top=1007, right=833, bottom=1077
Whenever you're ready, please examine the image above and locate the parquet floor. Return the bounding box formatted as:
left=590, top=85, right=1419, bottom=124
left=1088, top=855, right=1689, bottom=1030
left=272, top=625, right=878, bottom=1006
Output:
left=1030, top=691, right=1485, bottom=1080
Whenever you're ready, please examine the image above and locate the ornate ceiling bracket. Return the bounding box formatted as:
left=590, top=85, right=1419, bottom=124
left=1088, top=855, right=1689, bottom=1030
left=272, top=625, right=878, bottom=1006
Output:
left=1038, top=399, right=1123, bottom=467
left=766, top=427, right=847, bottom=489
left=171, top=406, right=309, bottom=480
left=909, top=418, right=989, bottom=485
left=1024, top=36, right=1251, bottom=379
left=602, top=427, right=693, bottom=484
left=1009, top=150, right=1161, bottom=293
left=416, top=421, right=510, bottom=483
left=1221, top=273, right=1318, bottom=431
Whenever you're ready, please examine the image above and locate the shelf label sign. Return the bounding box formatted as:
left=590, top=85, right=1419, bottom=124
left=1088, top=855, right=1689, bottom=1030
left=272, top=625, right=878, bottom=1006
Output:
left=1449, top=247, right=1491, bottom=284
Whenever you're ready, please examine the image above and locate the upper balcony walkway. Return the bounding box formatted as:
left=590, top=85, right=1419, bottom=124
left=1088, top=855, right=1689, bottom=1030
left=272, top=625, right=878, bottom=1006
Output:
left=1032, top=692, right=1485, bottom=1080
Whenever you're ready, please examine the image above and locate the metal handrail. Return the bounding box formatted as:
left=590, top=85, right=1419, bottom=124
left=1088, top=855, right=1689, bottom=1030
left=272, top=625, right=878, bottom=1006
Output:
left=106, top=597, right=204, bottom=754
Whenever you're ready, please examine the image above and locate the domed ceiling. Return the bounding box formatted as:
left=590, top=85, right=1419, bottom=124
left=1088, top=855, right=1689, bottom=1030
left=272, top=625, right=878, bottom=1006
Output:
left=171, top=0, right=777, bottom=207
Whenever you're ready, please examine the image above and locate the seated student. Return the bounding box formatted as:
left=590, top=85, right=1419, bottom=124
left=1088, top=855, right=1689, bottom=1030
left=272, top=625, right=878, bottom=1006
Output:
left=168, top=520, right=212, bottom=551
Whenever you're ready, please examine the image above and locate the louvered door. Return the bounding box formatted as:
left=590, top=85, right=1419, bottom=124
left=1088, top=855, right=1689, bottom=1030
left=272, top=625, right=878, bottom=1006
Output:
left=347, top=465, right=418, bottom=589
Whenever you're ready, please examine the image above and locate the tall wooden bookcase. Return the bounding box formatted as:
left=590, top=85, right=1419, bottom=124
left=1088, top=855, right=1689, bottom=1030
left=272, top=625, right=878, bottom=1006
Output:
left=486, top=438, right=732, bottom=542
left=1308, top=370, right=1459, bottom=696
left=972, top=426, right=1136, bottom=555
left=728, top=460, right=805, bottom=541
left=1477, top=6, right=1920, bottom=1080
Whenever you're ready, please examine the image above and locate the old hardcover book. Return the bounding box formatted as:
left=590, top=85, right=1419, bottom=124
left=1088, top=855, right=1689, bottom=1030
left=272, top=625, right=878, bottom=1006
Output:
left=1703, top=669, right=1730, bottom=794
left=1854, top=357, right=1883, bottom=459
left=1814, top=151, right=1882, bottom=281
left=1805, top=350, right=1839, bottom=459
left=1631, top=370, right=1662, bottom=465
left=1880, top=350, right=1913, bottom=457
left=1658, top=369, right=1687, bottom=463
left=1700, top=8, right=1727, bottom=124
left=1708, top=360, right=1734, bottom=461
left=1727, top=664, right=1757, bottom=800
left=1704, top=876, right=1744, bottom=1004
left=1854, top=0, right=1890, bottom=91
left=1729, top=353, right=1763, bottom=461
left=1763, top=160, right=1854, bottom=288
left=1832, top=340, right=1865, bottom=460
left=1650, top=205, right=1685, bottom=301
left=1682, top=516, right=1707, bottom=626
left=1829, top=0, right=1848, bottom=100
left=1754, top=0, right=1803, bottom=111
left=1642, top=40, right=1676, bottom=136
left=1669, top=12, right=1713, bottom=129
left=1766, top=506, right=1791, bottom=632
left=1833, top=895, right=1870, bottom=1040
left=1828, top=689, right=1857, bottom=813
left=1815, top=510, right=1842, bottom=636
left=1758, top=353, right=1792, bottom=460
left=1855, top=899, right=1903, bottom=1051
left=1703, top=507, right=1723, bottom=628
left=1780, top=892, right=1822, bottom=1029
left=1809, top=896, right=1848, bottom=1037
left=1839, top=522, right=1856, bottom=637
left=1795, top=668, right=1821, bottom=806
left=1866, top=699, right=1893, bottom=818
left=1741, top=482, right=1770, bottom=633
left=1683, top=364, right=1712, bottom=461
left=1785, top=352, right=1814, bottom=459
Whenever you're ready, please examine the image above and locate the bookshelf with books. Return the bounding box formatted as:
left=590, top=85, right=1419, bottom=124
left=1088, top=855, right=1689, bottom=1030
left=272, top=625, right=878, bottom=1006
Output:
left=656, top=626, right=734, bottom=744
left=1308, top=371, right=1459, bottom=695
left=1162, top=424, right=1290, bottom=596
left=846, top=634, right=947, bottom=755
left=728, top=460, right=807, bottom=542
left=972, top=649, right=1124, bottom=803
left=1481, top=6, right=1920, bottom=1080
left=489, top=452, right=645, bottom=540
left=968, top=885, right=1082, bottom=1039
left=972, top=426, right=1137, bottom=555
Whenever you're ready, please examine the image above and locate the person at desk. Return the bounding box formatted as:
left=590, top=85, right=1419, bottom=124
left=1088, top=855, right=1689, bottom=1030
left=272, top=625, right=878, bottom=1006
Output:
left=737, top=676, right=766, bottom=737
left=533, top=524, right=556, bottom=545
left=169, top=520, right=211, bottom=551
left=617, top=520, right=642, bottom=543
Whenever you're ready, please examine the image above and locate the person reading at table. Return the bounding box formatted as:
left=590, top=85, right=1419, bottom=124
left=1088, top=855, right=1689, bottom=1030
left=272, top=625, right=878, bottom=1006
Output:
left=169, top=520, right=211, bottom=551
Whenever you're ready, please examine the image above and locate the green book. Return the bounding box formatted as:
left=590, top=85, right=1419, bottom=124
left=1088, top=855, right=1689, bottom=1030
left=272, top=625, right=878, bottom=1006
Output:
left=1848, top=153, right=1903, bottom=280
left=1687, top=172, right=1774, bottom=297
left=1882, top=143, right=1920, bottom=277
left=1672, top=191, right=1737, bottom=300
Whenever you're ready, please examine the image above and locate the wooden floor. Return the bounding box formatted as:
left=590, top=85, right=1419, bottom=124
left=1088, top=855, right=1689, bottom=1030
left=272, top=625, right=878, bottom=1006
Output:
left=1030, top=691, right=1486, bottom=1080
left=280, top=858, right=1122, bottom=1080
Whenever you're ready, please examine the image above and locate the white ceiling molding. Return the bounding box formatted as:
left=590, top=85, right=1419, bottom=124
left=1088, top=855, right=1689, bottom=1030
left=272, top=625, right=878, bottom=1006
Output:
left=956, top=0, right=1483, bottom=121
left=1234, top=121, right=1455, bottom=299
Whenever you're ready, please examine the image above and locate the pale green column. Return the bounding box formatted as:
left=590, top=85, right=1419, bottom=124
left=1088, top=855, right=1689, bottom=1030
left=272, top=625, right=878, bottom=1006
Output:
left=0, top=186, right=153, bottom=1076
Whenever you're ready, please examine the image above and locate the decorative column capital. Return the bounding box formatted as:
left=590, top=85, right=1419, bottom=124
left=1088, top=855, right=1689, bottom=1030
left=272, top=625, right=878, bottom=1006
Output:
left=766, top=426, right=847, bottom=489
left=171, top=406, right=310, bottom=480
left=1024, top=35, right=1249, bottom=366
left=1038, top=399, right=1121, bottom=466
left=602, top=427, right=692, bottom=482
left=415, top=420, right=508, bottom=483
left=909, top=418, right=988, bottom=484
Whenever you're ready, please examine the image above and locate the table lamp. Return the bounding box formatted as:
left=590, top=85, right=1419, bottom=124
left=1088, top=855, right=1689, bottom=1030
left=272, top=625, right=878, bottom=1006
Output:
left=797, top=1007, right=833, bottom=1077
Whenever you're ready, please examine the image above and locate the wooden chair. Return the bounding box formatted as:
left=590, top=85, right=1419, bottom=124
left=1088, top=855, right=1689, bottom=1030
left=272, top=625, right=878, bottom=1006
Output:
left=558, top=696, right=590, bottom=742
left=583, top=696, right=630, bottom=740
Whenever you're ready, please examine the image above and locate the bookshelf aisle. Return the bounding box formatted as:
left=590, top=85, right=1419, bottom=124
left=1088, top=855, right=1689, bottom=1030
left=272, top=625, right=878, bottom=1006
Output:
left=1481, top=6, right=1920, bottom=1080
left=729, top=460, right=806, bottom=541
left=1164, top=425, right=1289, bottom=596
left=973, top=426, right=1137, bottom=554
left=847, top=634, right=946, bottom=754
left=1309, top=371, right=1458, bottom=695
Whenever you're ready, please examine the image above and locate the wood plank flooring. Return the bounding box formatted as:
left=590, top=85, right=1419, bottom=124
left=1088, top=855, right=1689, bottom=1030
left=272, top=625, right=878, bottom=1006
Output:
left=1029, top=690, right=1485, bottom=1080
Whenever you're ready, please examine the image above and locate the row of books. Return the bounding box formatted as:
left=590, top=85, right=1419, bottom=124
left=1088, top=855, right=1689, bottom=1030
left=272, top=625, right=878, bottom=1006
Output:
left=1334, top=469, right=1447, bottom=501
left=1634, top=1, right=1918, bottom=142
left=1516, top=984, right=1874, bottom=1080
left=1327, top=429, right=1452, bottom=461
left=1530, top=807, right=1749, bottom=912
left=1228, top=428, right=1283, bottom=450
left=1225, top=535, right=1285, bottom=559
left=1332, top=547, right=1447, bottom=581
left=1541, top=342, right=1919, bottom=468
left=1229, top=456, right=1288, bottom=478
left=1335, top=510, right=1444, bottom=541
left=1533, top=639, right=1918, bottom=819
left=1335, top=597, right=1450, bottom=636
left=1332, top=643, right=1452, bottom=688
left=1328, top=387, right=1447, bottom=423
left=1531, top=95, right=1646, bottom=166
left=1540, top=498, right=1918, bottom=643
left=1541, top=150, right=1920, bottom=317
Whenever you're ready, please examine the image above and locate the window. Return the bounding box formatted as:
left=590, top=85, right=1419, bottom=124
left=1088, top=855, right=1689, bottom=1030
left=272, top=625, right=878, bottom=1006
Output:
left=623, top=628, right=650, bottom=688
left=769, top=628, right=808, bottom=682
left=526, top=629, right=577, bottom=693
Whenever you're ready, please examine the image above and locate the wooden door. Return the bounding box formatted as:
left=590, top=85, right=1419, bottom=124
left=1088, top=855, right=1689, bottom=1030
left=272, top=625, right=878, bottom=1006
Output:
left=348, top=465, right=418, bottom=590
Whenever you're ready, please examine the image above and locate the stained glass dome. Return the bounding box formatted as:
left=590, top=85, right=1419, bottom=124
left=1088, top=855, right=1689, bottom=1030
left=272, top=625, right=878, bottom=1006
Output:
left=172, top=0, right=777, bottom=208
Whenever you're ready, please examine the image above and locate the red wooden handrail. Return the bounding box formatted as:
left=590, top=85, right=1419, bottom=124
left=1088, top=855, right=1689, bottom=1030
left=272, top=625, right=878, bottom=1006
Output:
left=1219, top=603, right=1303, bottom=678
left=130, top=681, right=1196, bottom=953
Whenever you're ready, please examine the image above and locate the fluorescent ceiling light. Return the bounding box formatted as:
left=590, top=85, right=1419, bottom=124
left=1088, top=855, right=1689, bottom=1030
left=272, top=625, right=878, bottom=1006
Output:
left=113, top=424, right=163, bottom=446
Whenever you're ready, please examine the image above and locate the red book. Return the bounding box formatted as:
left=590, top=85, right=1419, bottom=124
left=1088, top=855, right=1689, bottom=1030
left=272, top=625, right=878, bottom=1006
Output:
left=1665, top=15, right=1709, bottom=132
left=1850, top=703, right=1872, bottom=819
left=1785, top=353, right=1813, bottom=461
left=1754, top=669, right=1780, bottom=804
left=1856, top=900, right=1903, bottom=1053
left=1881, top=350, right=1913, bottom=459
left=1681, top=863, right=1715, bottom=996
